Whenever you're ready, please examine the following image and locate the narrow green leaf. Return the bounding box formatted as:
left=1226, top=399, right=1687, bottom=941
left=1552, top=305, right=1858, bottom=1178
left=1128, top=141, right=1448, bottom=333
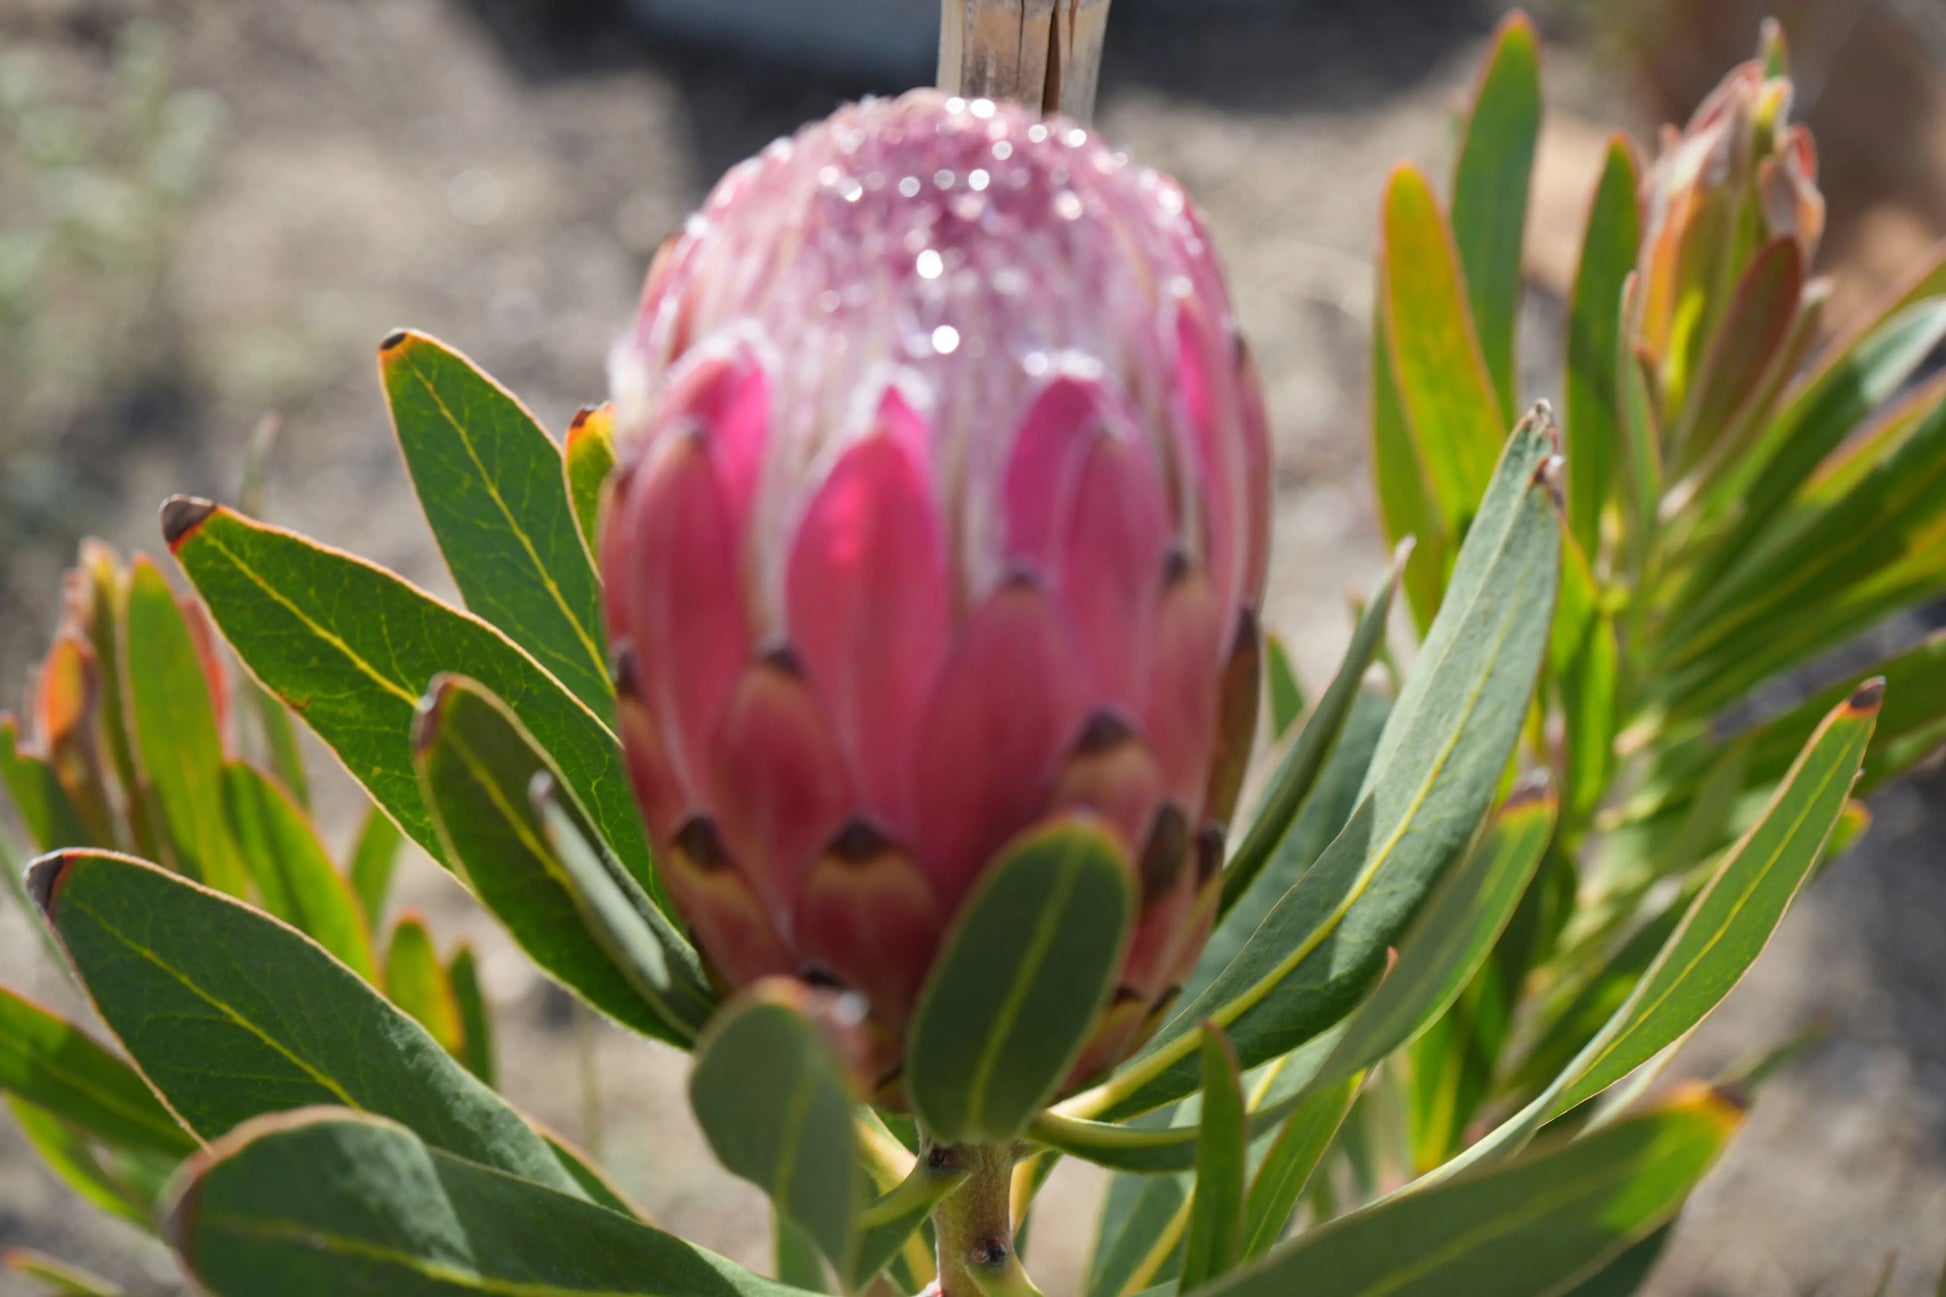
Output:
left=347, top=804, right=405, bottom=927
left=907, top=819, right=1134, bottom=1145
left=77, top=543, right=160, bottom=861
left=165, top=1108, right=810, bottom=1296
left=1553, top=531, right=1619, bottom=823
left=385, top=914, right=466, bottom=1059
left=1087, top=1110, right=1196, bottom=1297
left=1451, top=10, right=1541, bottom=414
left=565, top=403, right=618, bottom=562
left=0, top=716, right=90, bottom=853
left=1263, top=635, right=1305, bottom=741
left=1548, top=685, right=1880, bottom=1114
left=245, top=684, right=309, bottom=812
left=1179, top=1029, right=1247, bottom=1293
left=123, top=559, right=245, bottom=896
left=1078, top=412, right=1560, bottom=1121
left=1314, top=781, right=1557, bottom=1089
left=690, top=985, right=863, bottom=1279
left=1564, top=135, right=1641, bottom=558
left=380, top=331, right=611, bottom=716
left=1382, top=164, right=1509, bottom=531
left=1615, top=280, right=1663, bottom=572
left=1239, top=1074, right=1360, bottom=1261
left=27, top=848, right=581, bottom=1196
left=775, top=1214, right=830, bottom=1293
left=164, top=501, right=653, bottom=895
left=448, top=944, right=496, bottom=1087
left=544, top=1129, right=639, bottom=1218
left=7, top=1094, right=155, bottom=1228
left=1202, top=1090, right=1742, bottom=1297
left=1370, top=290, right=1450, bottom=630
left=0, top=985, right=193, bottom=1157
left=533, top=779, right=716, bottom=1045
left=4, top=1248, right=130, bottom=1295
left=1558, top=1224, right=1672, bottom=1297
left=220, top=762, right=376, bottom=981
left=1221, top=547, right=1406, bottom=917
left=413, top=675, right=691, bottom=1044
left=1669, top=239, right=1804, bottom=472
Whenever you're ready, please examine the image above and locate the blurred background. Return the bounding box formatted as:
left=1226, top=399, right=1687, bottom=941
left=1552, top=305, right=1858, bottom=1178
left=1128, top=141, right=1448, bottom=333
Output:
left=1, top=0, right=1943, bottom=1291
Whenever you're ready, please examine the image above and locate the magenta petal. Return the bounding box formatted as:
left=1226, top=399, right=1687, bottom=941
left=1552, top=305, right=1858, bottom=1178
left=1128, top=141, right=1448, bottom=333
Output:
left=1143, top=566, right=1226, bottom=816
left=785, top=392, right=949, bottom=836
left=1002, top=376, right=1108, bottom=576
left=670, top=349, right=770, bottom=534
left=1176, top=305, right=1244, bottom=616
left=620, top=432, right=749, bottom=809
left=914, top=579, right=1084, bottom=903
left=1060, top=433, right=1171, bottom=713
left=614, top=653, right=692, bottom=842
left=709, top=658, right=853, bottom=924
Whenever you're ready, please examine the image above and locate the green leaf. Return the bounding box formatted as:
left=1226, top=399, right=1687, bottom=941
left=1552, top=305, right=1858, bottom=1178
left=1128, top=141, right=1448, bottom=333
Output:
left=380, top=331, right=611, bottom=717
left=1546, top=685, right=1879, bottom=1115
left=123, top=558, right=246, bottom=897
left=1554, top=532, right=1618, bottom=824
left=1558, top=1224, right=1672, bottom=1297
left=544, top=1130, right=639, bottom=1218
left=0, top=716, right=90, bottom=853
left=0, top=985, right=193, bottom=1157
left=1564, top=135, right=1641, bottom=559
left=413, top=675, right=690, bottom=1043
left=1076, top=412, right=1560, bottom=1121
left=565, top=403, right=618, bottom=562
left=165, top=1108, right=811, bottom=1296
left=220, top=762, right=376, bottom=982
left=347, top=804, right=405, bottom=927
left=1239, top=1074, right=1360, bottom=1261
left=7, top=1094, right=156, bottom=1229
left=1382, top=164, right=1509, bottom=532
left=1089, top=1155, right=1191, bottom=1297
left=1716, top=297, right=1946, bottom=551
left=1313, top=780, right=1557, bottom=1090
left=1200, top=1090, right=1742, bottom=1297
left=27, top=848, right=581, bottom=1196
left=1615, top=279, right=1663, bottom=573
left=77, top=543, right=161, bottom=862
left=1451, top=10, right=1541, bottom=415
left=1263, top=635, right=1305, bottom=740
left=246, top=683, right=310, bottom=813
left=1179, top=1029, right=1247, bottom=1293
left=1668, top=239, right=1804, bottom=473
left=775, top=1214, right=830, bottom=1293
left=1221, top=546, right=1405, bottom=918
left=4, top=1248, right=130, bottom=1295
left=164, top=501, right=653, bottom=894
left=907, top=819, right=1134, bottom=1145
left=533, top=779, right=716, bottom=1045
left=1370, top=290, right=1450, bottom=630
left=448, top=944, right=496, bottom=1087
left=385, top=914, right=466, bottom=1059
left=690, top=985, right=863, bottom=1280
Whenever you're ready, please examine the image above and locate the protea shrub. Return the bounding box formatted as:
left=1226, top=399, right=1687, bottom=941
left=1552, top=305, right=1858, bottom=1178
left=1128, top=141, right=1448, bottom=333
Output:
left=0, top=9, right=1940, bottom=1297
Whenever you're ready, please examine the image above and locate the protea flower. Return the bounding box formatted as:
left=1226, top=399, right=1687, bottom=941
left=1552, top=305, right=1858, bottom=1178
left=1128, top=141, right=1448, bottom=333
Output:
left=602, top=88, right=1269, bottom=1096
left=1635, top=25, right=1824, bottom=418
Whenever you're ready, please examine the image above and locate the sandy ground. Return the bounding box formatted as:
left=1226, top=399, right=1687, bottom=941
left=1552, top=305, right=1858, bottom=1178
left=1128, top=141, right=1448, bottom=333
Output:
left=1, top=1, right=1943, bottom=1293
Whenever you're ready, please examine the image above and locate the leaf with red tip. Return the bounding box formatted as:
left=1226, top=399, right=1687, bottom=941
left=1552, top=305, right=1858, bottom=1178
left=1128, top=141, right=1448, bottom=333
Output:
left=381, top=331, right=612, bottom=717
left=1452, top=10, right=1542, bottom=415
left=165, top=502, right=652, bottom=896
left=564, top=402, right=617, bottom=561
left=124, top=558, right=247, bottom=897
left=787, top=399, right=949, bottom=838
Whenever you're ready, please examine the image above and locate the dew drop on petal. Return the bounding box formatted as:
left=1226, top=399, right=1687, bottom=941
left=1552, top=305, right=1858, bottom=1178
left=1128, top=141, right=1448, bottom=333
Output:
left=932, top=325, right=961, bottom=355
left=899, top=175, right=922, bottom=198
left=917, top=249, right=945, bottom=280
left=968, top=169, right=990, bottom=192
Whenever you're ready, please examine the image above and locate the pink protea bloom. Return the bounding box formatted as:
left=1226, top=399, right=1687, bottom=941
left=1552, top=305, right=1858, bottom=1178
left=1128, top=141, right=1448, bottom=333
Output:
left=603, top=89, right=1270, bottom=1095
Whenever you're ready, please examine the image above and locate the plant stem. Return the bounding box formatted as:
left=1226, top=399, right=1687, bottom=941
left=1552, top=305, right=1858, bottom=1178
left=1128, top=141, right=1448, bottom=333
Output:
left=928, top=1140, right=1043, bottom=1297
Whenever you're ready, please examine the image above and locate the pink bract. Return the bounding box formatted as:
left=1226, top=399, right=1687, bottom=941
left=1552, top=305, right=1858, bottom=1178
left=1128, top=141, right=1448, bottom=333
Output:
left=604, top=88, right=1270, bottom=1095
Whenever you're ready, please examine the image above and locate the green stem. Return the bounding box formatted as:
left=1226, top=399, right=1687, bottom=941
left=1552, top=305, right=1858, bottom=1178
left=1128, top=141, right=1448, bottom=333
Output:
left=928, top=1140, right=1042, bottom=1297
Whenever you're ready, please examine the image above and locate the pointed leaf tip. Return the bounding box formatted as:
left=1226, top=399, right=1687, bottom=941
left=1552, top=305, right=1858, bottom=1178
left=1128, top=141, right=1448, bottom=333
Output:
left=23, top=851, right=70, bottom=917
left=379, top=328, right=413, bottom=353
left=1848, top=676, right=1887, bottom=714
left=161, top=496, right=217, bottom=548
left=410, top=676, right=458, bottom=756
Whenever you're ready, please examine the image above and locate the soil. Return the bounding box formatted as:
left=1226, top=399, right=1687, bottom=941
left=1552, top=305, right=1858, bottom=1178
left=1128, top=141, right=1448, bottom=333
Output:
left=0, top=2, right=1942, bottom=1293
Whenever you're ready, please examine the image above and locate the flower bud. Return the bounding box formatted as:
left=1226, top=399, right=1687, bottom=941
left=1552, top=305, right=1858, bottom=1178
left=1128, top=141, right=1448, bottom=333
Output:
left=603, top=89, right=1269, bottom=1092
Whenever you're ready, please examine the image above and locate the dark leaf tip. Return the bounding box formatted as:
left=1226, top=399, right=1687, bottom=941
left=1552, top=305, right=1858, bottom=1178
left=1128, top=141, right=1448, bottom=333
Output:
left=1505, top=770, right=1556, bottom=809
left=160, top=496, right=217, bottom=549
left=568, top=405, right=596, bottom=433
left=378, top=328, right=414, bottom=353
left=24, top=851, right=73, bottom=918
left=410, top=678, right=457, bottom=755
left=1846, top=676, right=1886, bottom=714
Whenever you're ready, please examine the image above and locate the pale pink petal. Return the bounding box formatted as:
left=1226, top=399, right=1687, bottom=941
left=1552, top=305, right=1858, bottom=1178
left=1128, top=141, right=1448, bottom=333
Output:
left=1002, top=376, right=1107, bottom=576
left=785, top=391, right=949, bottom=836
left=672, top=349, right=771, bottom=534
